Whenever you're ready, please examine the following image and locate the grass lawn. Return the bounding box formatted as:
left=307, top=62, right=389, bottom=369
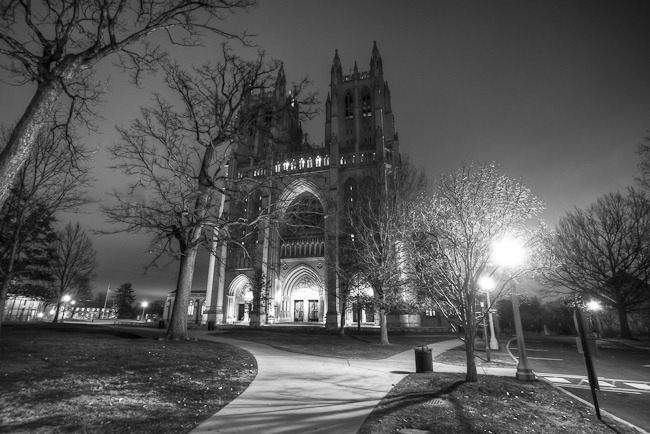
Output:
left=0, top=324, right=256, bottom=434
left=0, top=324, right=638, bottom=434
left=358, top=373, right=637, bottom=434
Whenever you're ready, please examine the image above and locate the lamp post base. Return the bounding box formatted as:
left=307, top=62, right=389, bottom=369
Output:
left=516, top=368, right=536, bottom=381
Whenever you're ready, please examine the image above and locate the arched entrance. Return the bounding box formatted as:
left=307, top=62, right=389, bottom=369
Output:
left=226, top=274, right=253, bottom=323
left=280, top=265, right=325, bottom=323
left=345, top=275, right=377, bottom=325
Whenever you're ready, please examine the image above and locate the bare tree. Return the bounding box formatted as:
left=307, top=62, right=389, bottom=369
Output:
left=541, top=188, right=650, bottom=339
left=0, top=125, right=93, bottom=337
left=0, top=0, right=256, bottom=209
left=326, top=230, right=361, bottom=336
left=103, top=46, right=316, bottom=340
left=345, top=157, right=428, bottom=345
left=49, top=222, right=98, bottom=322
left=406, top=161, right=545, bottom=382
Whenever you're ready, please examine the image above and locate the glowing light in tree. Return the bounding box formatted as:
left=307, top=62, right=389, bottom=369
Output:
left=493, top=236, right=525, bottom=268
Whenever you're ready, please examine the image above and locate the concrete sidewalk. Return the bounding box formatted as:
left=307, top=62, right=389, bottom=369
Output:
left=188, top=331, right=515, bottom=434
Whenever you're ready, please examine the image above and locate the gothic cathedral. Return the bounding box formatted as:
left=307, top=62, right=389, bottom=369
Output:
left=168, top=42, right=401, bottom=328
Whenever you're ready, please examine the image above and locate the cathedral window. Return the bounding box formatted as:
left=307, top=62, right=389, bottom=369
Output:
left=344, top=91, right=354, bottom=119
left=361, top=88, right=372, bottom=118
left=316, top=155, right=322, bottom=167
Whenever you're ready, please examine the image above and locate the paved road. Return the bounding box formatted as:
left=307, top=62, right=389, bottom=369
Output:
left=508, top=335, right=650, bottom=431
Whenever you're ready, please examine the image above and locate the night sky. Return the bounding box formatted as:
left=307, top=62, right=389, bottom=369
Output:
left=2, top=1, right=650, bottom=302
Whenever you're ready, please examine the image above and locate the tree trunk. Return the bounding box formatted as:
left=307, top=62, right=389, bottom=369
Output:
left=464, top=323, right=478, bottom=382
left=0, top=277, right=10, bottom=340
left=53, top=301, right=62, bottom=323
left=166, top=244, right=199, bottom=340
left=339, top=299, right=346, bottom=336
left=165, top=143, right=214, bottom=339
left=0, top=81, right=64, bottom=209
left=379, top=307, right=390, bottom=345
left=0, top=214, right=24, bottom=337
left=617, top=306, right=632, bottom=339
left=357, top=305, right=362, bottom=331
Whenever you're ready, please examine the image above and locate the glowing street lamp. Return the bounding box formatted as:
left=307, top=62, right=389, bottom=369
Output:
left=587, top=300, right=601, bottom=311
left=587, top=300, right=603, bottom=338
left=478, top=276, right=499, bottom=350
left=141, top=301, right=148, bottom=322
left=493, top=236, right=535, bottom=381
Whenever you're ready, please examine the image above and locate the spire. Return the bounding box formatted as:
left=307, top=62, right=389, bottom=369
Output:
left=353, top=60, right=359, bottom=76
left=275, top=62, right=286, bottom=92
left=384, top=81, right=392, bottom=112
left=326, top=92, right=331, bottom=121
left=331, top=49, right=342, bottom=83
left=370, top=40, right=383, bottom=77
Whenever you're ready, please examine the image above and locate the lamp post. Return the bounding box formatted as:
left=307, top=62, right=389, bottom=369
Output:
left=510, top=290, right=535, bottom=380
left=141, top=301, right=148, bottom=322
left=478, top=276, right=499, bottom=350
left=493, top=237, right=535, bottom=381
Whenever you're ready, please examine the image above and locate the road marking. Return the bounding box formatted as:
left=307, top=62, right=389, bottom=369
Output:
left=526, top=348, right=548, bottom=352
left=528, top=357, right=564, bottom=361
left=598, top=381, right=615, bottom=387
left=546, top=377, right=571, bottom=383
left=625, top=383, right=650, bottom=390
left=561, top=384, right=642, bottom=395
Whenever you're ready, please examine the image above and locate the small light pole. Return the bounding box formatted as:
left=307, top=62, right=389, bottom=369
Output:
left=102, top=284, right=110, bottom=319
left=478, top=276, right=499, bottom=350
left=141, top=301, right=148, bottom=322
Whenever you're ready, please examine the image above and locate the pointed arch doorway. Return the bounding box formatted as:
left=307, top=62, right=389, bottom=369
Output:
left=225, top=275, right=253, bottom=324
left=280, top=265, right=325, bottom=323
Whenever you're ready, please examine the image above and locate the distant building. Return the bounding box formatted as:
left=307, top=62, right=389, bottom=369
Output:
left=3, top=294, right=47, bottom=322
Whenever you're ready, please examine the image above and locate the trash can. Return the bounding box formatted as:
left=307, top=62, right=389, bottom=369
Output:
left=414, top=346, right=433, bottom=373
left=207, top=321, right=215, bottom=331
left=158, top=320, right=166, bottom=329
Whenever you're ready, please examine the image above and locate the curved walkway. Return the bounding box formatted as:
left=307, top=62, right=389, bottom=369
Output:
left=188, top=330, right=515, bottom=434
